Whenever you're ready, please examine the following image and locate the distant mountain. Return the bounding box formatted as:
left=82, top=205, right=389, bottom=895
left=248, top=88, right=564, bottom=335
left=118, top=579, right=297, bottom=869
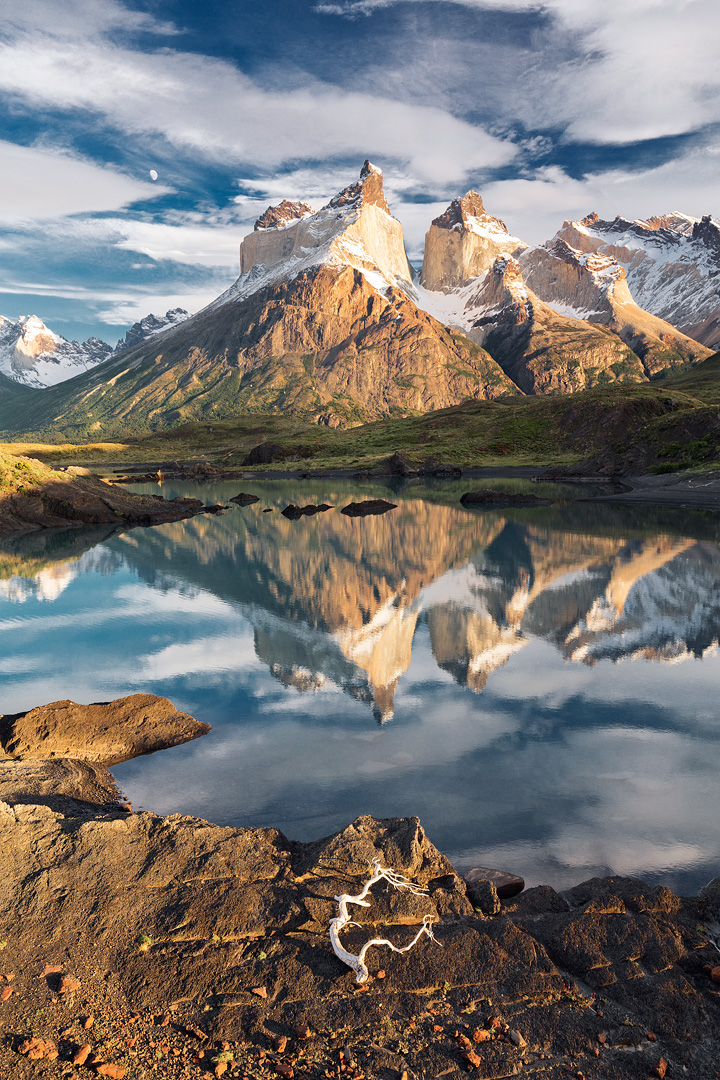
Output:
left=520, top=238, right=710, bottom=375
left=415, top=195, right=652, bottom=393
left=114, top=308, right=189, bottom=353
left=0, top=162, right=516, bottom=437
left=0, top=315, right=112, bottom=389
left=0, top=308, right=191, bottom=392
left=550, top=212, right=720, bottom=350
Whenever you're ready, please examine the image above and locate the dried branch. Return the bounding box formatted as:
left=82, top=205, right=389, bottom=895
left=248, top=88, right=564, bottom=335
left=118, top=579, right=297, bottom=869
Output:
left=329, top=860, right=440, bottom=983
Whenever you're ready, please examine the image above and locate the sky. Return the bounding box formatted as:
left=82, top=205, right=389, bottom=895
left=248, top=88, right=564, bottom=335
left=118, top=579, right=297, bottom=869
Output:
left=0, top=0, right=719, bottom=343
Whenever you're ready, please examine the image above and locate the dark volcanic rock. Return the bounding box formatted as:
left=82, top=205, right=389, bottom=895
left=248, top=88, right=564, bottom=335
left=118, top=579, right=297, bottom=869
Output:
left=387, top=451, right=418, bottom=476
left=229, top=492, right=260, bottom=505
left=242, top=442, right=287, bottom=466
left=460, top=489, right=552, bottom=507
left=340, top=499, right=397, bottom=517
left=281, top=503, right=333, bottom=519
left=0, top=694, right=210, bottom=766
left=463, top=865, right=525, bottom=901
left=254, top=200, right=313, bottom=231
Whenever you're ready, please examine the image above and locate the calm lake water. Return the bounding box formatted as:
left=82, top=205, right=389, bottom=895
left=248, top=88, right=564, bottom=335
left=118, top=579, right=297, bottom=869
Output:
left=2, top=478, right=720, bottom=895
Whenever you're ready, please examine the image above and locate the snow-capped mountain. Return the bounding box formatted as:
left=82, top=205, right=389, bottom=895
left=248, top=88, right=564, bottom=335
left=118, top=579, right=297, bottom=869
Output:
left=520, top=237, right=710, bottom=375
left=0, top=308, right=192, bottom=390
left=550, top=212, right=720, bottom=350
left=0, top=315, right=113, bottom=389
left=217, top=159, right=414, bottom=307
left=114, top=308, right=190, bottom=353
left=5, top=162, right=515, bottom=434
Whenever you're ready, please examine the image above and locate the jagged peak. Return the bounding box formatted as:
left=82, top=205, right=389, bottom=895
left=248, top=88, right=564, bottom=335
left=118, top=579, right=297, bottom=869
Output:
left=325, top=159, right=391, bottom=216
left=431, top=191, right=513, bottom=238
left=254, top=200, right=314, bottom=231
left=544, top=236, right=625, bottom=280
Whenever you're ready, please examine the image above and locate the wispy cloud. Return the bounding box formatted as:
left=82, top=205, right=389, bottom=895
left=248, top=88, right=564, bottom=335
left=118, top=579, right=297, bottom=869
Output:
left=0, top=140, right=169, bottom=222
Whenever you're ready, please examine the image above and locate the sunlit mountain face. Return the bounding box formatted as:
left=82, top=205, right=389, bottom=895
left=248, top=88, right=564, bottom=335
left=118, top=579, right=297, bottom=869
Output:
left=2, top=479, right=720, bottom=894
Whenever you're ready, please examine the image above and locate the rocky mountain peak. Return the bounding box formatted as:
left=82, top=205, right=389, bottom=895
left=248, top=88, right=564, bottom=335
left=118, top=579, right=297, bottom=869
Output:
left=543, top=237, right=627, bottom=288
left=233, top=161, right=411, bottom=296
left=115, top=308, right=190, bottom=354
left=692, top=214, right=720, bottom=255
left=420, top=193, right=527, bottom=291
left=254, top=200, right=313, bottom=231
left=326, top=159, right=391, bottom=215
left=432, top=191, right=498, bottom=232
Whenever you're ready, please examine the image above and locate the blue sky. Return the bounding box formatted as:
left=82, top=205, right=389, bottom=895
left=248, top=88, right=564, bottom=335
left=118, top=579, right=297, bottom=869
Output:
left=0, top=0, right=719, bottom=343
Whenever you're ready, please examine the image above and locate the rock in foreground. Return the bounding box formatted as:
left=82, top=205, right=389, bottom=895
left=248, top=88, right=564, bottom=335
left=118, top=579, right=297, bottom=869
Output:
left=0, top=795, right=719, bottom=1079
left=0, top=694, right=211, bottom=766
left=0, top=454, right=205, bottom=534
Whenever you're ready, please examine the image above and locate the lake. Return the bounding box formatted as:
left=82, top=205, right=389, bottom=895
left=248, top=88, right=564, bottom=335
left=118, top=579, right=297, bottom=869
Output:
left=2, top=477, right=719, bottom=895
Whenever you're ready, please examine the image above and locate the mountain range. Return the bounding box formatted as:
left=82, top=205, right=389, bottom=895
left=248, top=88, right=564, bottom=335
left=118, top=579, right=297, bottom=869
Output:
left=0, top=162, right=717, bottom=436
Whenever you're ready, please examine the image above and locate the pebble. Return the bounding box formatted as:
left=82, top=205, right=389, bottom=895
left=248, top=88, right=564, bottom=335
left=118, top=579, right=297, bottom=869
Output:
left=73, top=1044, right=92, bottom=1066
left=508, top=1029, right=527, bottom=1048
left=275, top=1036, right=288, bottom=1053
left=38, top=963, right=62, bottom=978
left=58, top=975, right=81, bottom=994
left=252, top=986, right=267, bottom=999
left=0, top=985, right=13, bottom=1001
left=275, top=1063, right=294, bottom=1078
left=20, top=1038, right=58, bottom=1061
left=653, top=1058, right=668, bottom=1080
left=461, top=1049, right=482, bottom=1068
left=96, top=1066, right=126, bottom=1079
left=471, top=1029, right=491, bottom=1043
left=83, top=1015, right=94, bottom=1030
left=295, top=1025, right=311, bottom=1040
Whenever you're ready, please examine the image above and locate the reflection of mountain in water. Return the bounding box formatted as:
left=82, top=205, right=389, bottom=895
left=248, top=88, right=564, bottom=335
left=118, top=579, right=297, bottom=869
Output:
left=5, top=487, right=720, bottom=720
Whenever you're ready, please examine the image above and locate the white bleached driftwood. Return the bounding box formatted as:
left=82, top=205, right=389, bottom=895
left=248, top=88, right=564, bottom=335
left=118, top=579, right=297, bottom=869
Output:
left=329, top=860, right=440, bottom=983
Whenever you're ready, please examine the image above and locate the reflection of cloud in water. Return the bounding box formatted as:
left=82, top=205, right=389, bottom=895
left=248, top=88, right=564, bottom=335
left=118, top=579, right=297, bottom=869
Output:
left=0, top=563, right=78, bottom=603
left=4, top=487, right=720, bottom=892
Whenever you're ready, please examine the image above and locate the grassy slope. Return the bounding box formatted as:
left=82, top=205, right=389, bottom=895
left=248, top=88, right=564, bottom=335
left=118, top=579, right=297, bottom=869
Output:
left=4, top=353, right=719, bottom=474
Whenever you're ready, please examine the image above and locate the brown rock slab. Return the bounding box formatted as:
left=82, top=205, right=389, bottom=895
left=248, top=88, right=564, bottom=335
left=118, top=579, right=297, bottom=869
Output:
left=73, top=1043, right=92, bottom=1065
left=0, top=693, right=211, bottom=766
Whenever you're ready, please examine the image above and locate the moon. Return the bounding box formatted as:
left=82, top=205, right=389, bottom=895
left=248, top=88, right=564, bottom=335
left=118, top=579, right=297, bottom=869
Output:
left=149, top=169, right=158, bottom=182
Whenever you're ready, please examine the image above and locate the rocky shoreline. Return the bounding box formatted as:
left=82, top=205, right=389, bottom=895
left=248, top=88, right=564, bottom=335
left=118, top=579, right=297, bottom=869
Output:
left=0, top=463, right=217, bottom=535
left=1, top=696, right=719, bottom=1079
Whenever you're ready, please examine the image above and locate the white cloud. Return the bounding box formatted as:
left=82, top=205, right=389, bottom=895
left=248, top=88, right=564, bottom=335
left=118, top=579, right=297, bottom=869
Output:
left=320, top=0, right=720, bottom=147
left=0, top=140, right=170, bottom=222
left=482, top=150, right=720, bottom=246
left=3, top=0, right=179, bottom=38
left=0, top=29, right=516, bottom=185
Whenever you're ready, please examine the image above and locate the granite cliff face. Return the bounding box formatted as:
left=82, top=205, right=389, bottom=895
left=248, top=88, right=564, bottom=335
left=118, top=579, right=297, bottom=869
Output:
left=520, top=239, right=712, bottom=376
left=420, top=191, right=527, bottom=291
left=551, top=211, right=720, bottom=350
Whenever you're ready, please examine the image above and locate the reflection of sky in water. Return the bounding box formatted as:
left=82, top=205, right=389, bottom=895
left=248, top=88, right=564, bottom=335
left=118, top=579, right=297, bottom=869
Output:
left=1, top=479, right=719, bottom=894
